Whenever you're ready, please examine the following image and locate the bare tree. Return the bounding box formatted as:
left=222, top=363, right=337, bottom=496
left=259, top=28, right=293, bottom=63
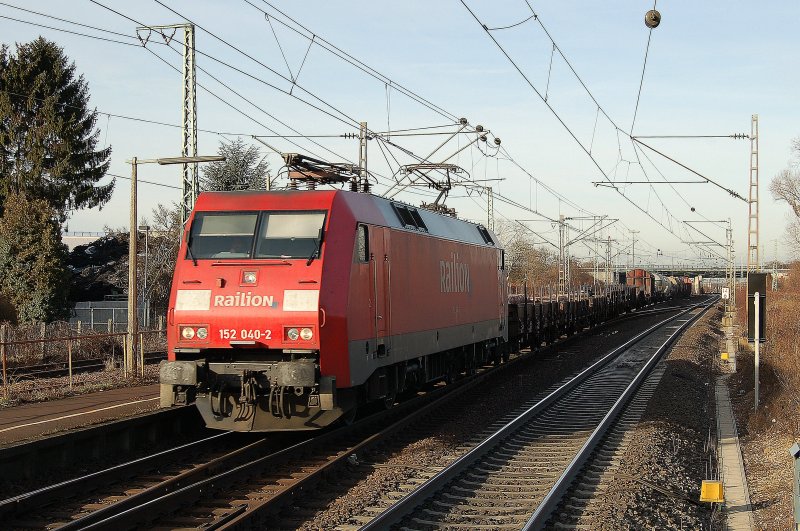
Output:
left=771, top=137, right=800, bottom=255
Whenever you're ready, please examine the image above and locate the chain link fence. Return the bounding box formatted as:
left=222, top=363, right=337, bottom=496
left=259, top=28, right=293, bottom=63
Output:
left=0, top=318, right=167, bottom=401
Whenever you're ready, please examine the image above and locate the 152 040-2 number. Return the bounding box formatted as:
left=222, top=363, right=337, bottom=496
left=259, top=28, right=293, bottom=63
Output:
left=219, top=329, right=272, bottom=340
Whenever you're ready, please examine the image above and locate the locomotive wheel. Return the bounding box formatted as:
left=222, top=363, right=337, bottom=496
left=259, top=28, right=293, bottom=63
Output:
left=340, top=405, right=358, bottom=425
left=382, top=391, right=396, bottom=409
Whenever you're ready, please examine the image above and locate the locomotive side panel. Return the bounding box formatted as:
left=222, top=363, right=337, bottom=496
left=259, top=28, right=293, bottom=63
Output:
left=346, top=226, right=505, bottom=387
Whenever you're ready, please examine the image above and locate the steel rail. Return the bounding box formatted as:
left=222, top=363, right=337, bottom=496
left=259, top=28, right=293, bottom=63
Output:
left=63, top=299, right=665, bottom=530
left=524, top=297, right=717, bottom=529
left=361, top=299, right=713, bottom=530
left=4, top=297, right=704, bottom=529
left=76, top=347, right=533, bottom=530
left=0, top=430, right=231, bottom=520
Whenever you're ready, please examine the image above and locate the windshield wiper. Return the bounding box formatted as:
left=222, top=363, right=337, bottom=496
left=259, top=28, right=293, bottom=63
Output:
left=186, top=229, right=198, bottom=267
left=306, top=228, right=324, bottom=266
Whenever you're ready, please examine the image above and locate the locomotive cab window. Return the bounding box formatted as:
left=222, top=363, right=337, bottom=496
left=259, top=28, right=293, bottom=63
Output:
left=187, top=212, right=258, bottom=259
left=255, top=211, right=326, bottom=259
left=356, top=224, right=369, bottom=263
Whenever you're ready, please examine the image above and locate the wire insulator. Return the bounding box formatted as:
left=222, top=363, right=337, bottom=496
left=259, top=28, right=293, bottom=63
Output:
left=645, top=9, right=661, bottom=28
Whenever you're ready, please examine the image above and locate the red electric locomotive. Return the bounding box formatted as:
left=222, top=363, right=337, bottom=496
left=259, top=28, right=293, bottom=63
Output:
left=160, top=190, right=507, bottom=431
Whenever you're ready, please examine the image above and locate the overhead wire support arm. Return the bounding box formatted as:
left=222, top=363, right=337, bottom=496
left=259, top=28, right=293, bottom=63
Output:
left=382, top=119, right=475, bottom=199
left=632, top=134, right=750, bottom=139
left=515, top=220, right=559, bottom=250
left=566, top=219, right=619, bottom=248
left=593, top=180, right=707, bottom=185
left=631, top=137, right=748, bottom=202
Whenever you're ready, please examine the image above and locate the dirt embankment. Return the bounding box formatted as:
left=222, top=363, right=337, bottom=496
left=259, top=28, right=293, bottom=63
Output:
left=729, top=264, right=800, bottom=530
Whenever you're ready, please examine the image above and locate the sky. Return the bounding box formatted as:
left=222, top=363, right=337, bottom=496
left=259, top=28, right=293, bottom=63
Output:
left=2, top=0, right=798, bottom=268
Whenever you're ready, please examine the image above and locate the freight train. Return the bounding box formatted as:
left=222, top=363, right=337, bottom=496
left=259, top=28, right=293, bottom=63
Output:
left=159, top=189, right=692, bottom=432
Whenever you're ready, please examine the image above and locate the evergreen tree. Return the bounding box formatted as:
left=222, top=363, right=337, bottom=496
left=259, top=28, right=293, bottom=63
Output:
left=0, top=191, right=70, bottom=323
left=200, top=137, right=272, bottom=191
left=0, top=37, right=112, bottom=222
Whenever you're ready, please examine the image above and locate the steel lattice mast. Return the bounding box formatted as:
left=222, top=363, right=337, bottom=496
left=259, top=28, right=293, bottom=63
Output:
left=747, top=114, right=759, bottom=272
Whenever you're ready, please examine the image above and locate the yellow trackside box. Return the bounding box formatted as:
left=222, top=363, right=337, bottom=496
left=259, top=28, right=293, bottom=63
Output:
left=700, top=480, right=724, bottom=503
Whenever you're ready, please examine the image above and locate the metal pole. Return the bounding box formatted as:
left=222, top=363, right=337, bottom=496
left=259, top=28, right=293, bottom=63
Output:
left=1, top=324, right=7, bottom=400
left=127, top=158, right=138, bottom=377
left=144, top=227, right=149, bottom=328
left=358, top=121, right=368, bottom=192
left=754, top=291, right=760, bottom=410
left=139, top=332, right=145, bottom=377
left=67, top=340, right=73, bottom=389
left=747, top=114, right=760, bottom=272
left=39, top=321, right=45, bottom=362
left=122, top=335, right=128, bottom=377
left=108, top=318, right=114, bottom=362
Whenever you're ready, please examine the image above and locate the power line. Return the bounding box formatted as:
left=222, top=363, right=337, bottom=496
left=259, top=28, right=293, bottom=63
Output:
left=0, top=1, right=143, bottom=41
left=245, top=0, right=459, bottom=123
left=149, top=0, right=362, bottom=130
left=0, top=13, right=141, bottom=47
left=0, top=89, right=254, bottom=137
left=107, top=172, right=181, bottom=190
left=21, top=0, right=611, bottom=240
left=85, top=0, right=362, bottom=166
left=102, top=0, right=607, bottom=230
left=460, top=0, right=686, bottom=247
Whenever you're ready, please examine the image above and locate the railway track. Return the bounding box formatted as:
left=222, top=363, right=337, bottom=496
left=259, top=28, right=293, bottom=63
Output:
left=0, top=343, right=525, bottom=530
left=362, top=298, right=715, bottom=530
left=1, top=351, right=165, bottom=382
left=0, top=298, right=710, bottom=529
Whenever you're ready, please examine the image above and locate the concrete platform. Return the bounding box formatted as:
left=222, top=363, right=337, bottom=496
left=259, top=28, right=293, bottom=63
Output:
left=716, top=375, right=754, bottom=530
left=0, top=384, right=159, bottom=447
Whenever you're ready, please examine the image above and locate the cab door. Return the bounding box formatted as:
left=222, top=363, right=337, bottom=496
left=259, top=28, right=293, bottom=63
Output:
left=370, top=227, right=391, bottom=358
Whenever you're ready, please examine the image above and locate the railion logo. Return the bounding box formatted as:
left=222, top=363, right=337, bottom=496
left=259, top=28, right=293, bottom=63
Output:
left=440, top=252, right=470, bottom=293
left=213, top=292, right=278, bottom=308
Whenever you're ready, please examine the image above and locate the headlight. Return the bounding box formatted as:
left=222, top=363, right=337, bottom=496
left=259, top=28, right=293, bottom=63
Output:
left=181, top=326, right=195, bottom=340
left=287, top=328, right=299, bottom=341
left=196, top=327, right=208, bottom=339
left=300, top=327, right=313, bottom=340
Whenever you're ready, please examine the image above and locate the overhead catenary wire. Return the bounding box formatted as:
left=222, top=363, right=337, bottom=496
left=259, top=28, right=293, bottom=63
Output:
left=245, top=0, right=460, bottom=123
left=149, top=0, right=362, bottom=130
left=149, top=0, right=487, bottom=192
left=630, top=0, right=657, bottom=135
left=0, top=13, right=141, bottom=47
left=20, top=0, right=628, bottom=251
left=461, top=0, right=737, bottom=264
left=85, top=0, right=370, bottom=168
left=0, top=1, right=144, bottom=41
left=140, top=0, right=477, bottom=190
left=91, top=0, right=608, bottom=232
left=460, top=0, right=686, bottom=248
left=0, top=89, right=255, bottom=137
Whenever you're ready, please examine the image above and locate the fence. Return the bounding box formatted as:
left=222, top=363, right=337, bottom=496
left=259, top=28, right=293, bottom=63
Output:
left=70, top=301, right=166, bottom=331
left=0, top=321, right=166, bottom=400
